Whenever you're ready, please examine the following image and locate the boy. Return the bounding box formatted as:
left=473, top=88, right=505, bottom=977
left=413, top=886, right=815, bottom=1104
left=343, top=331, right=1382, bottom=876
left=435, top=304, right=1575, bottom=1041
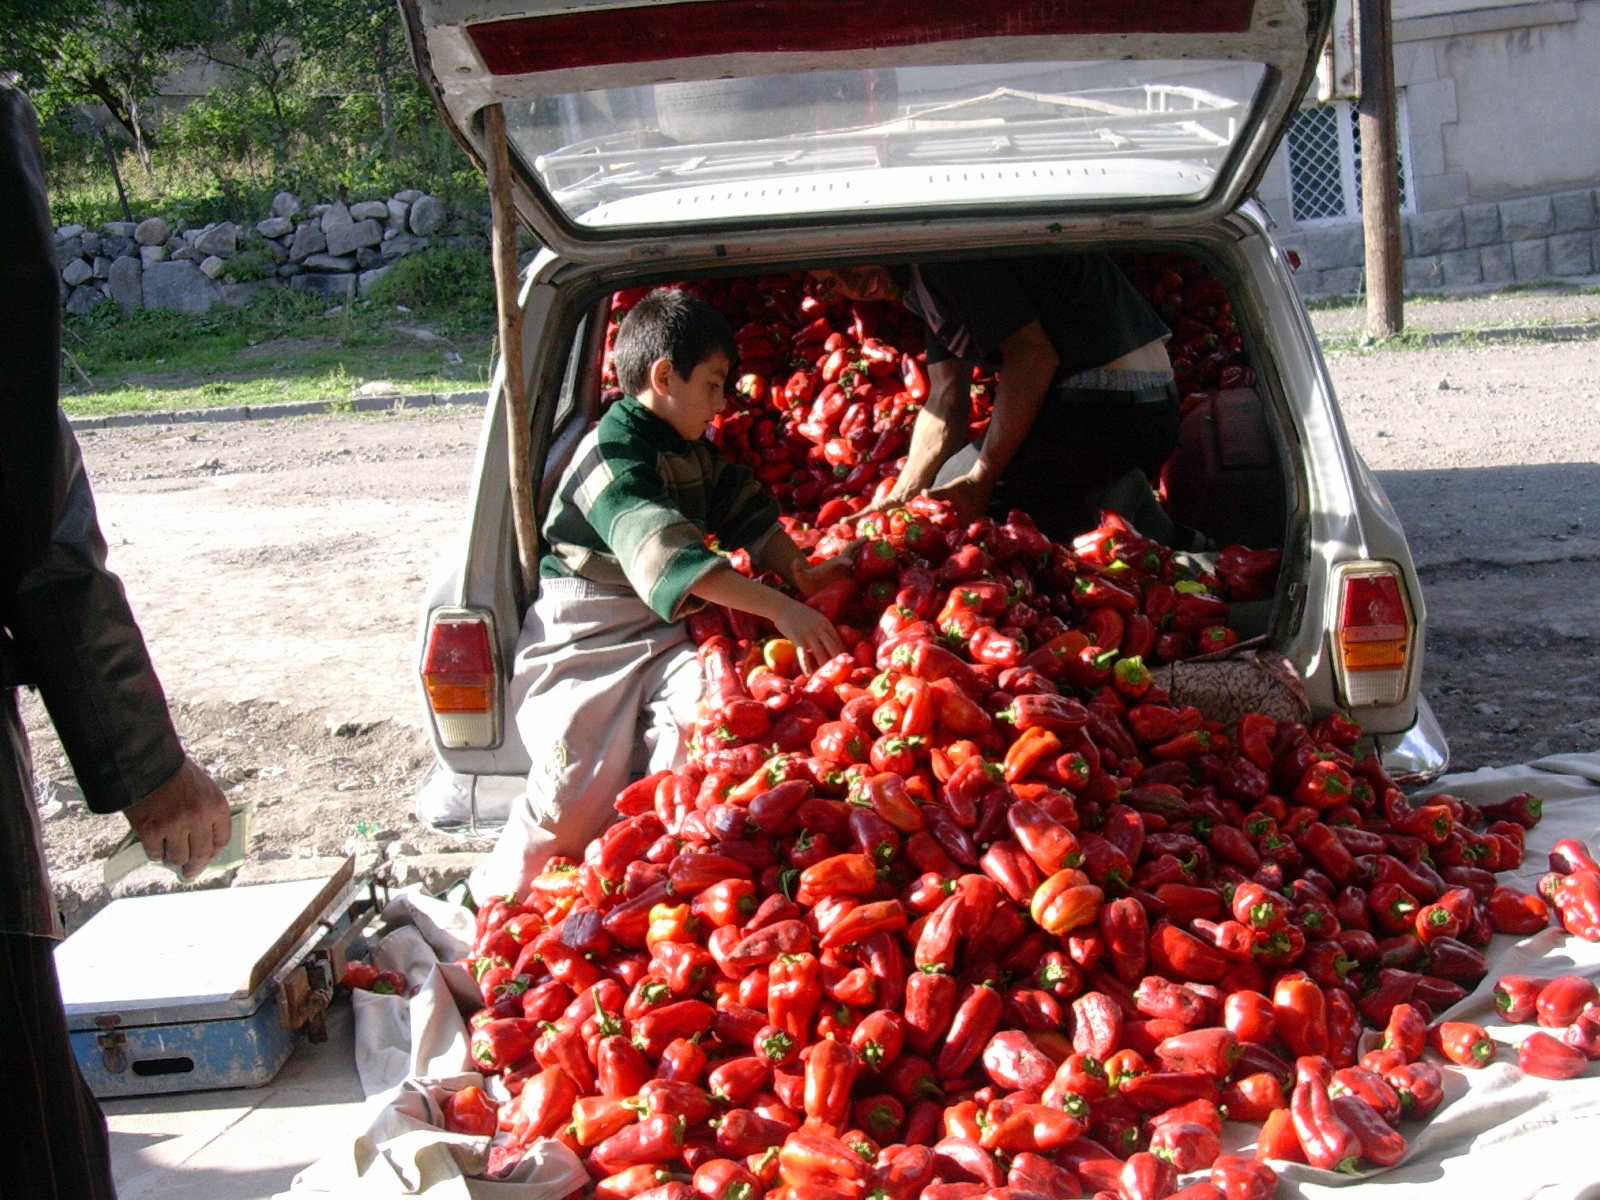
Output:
left=472, top=289, right=853, bottom=900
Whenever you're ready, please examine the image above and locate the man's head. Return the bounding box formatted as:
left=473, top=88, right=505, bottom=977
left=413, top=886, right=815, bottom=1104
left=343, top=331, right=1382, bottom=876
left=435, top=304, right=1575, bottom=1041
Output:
left=613, top=288, right=738, bottom=439
left=809, top=266, right=905, bottom=304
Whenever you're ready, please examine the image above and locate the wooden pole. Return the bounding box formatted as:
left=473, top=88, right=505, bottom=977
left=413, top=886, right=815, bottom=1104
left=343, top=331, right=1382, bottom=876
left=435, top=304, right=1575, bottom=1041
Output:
left=1358, top=0, right=1404, bottom=338
left=483, top=103, right=540, bottom=600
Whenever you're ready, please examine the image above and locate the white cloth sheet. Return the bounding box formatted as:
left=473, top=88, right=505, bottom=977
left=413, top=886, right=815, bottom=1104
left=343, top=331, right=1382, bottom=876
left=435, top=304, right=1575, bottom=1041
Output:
left=1261, top=751, right=1600, bottom=1199
left=281, top=887, right=586, bottom=1199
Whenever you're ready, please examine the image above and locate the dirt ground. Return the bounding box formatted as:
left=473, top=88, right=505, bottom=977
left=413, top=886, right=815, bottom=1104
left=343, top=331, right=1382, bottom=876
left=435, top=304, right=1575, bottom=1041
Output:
left=21, top=409, right=492, bottom=929
left=23, top=289, right=1600, bottom=927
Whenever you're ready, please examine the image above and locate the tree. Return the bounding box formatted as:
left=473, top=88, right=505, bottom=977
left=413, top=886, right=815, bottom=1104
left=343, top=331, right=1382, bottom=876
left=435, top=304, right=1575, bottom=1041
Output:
left=0, top=0, right=191, bottom=175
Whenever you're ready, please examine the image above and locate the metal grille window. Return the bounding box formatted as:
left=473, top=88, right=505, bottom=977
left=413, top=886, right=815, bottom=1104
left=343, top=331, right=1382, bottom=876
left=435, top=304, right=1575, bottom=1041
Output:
left=1288, top=99, right=1412, bottom=225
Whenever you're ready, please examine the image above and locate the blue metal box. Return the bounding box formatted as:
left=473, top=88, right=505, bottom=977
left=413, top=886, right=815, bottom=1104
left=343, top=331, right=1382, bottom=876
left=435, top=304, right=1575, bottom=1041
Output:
left=57, top=863, right=365, bottom=1098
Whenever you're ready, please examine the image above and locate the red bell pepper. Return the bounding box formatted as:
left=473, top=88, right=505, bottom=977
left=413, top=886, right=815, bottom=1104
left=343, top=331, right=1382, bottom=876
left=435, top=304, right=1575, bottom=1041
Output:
left=1487, top=885, right=1549, bottom=935
left=1494, top=975, right=1554, bottom=1024
left=1148, top=921, right=1230, bottom=983
left=1272, top=975, right=1329, bottom=1059
left=1210, top=1155, right=1278, bottom=1200
left=935, top=982, right=1004, bottom=1078
left=1567, top=1006, right=1600, bottom=1061
left=1290, top=1075, right=1359, bottom=1172
left=1031, top=870, right=1103, bottom=936
left=1520, top=1030, right=1589, bottom=1080
left=1329, top=1093, right=1406, bottom=1167
left=1120, top=1151, right=1178, bottom=1200
left=509, top=1067, right=579, bottom=1144
left=470, top=1018, right=535, bottom=1073
left=803, top=1035, right=858, bottom=1128
left=1072, top=991, right=1124, bottom=1060
left=1382, top=1002, right=1428, bottom=1061
left=1429, top=1021, right=1496, bottom=1068
left=1255, top=1108, right=1305, bottom=1164
left=1535, top=974, right=1598, bottom=1028
left=442, top=1085, right=500, bottom=1137
left=904, top=970, right=958, bottom=1057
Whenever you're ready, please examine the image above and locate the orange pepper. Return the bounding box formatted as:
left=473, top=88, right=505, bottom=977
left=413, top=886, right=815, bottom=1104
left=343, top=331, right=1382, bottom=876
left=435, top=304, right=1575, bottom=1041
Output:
left=1003, top=725, right=1062, bottom=784
left=646, top=903, right=698, bottom=949
left=1030, top=869, right=1102, bottom=935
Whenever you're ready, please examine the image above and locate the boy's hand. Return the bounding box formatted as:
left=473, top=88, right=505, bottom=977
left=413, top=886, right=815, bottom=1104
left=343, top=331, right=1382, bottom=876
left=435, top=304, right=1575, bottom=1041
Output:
left=775, top=597, right=845, bottom=673
left=793, top=541, right=864, bottom=598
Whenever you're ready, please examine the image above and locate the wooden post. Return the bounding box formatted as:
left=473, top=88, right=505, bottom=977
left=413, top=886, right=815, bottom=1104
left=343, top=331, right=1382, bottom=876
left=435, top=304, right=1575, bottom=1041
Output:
left=483, top=103, right=540, bottom=599
left=1358, top=0, right=1404, bottom=338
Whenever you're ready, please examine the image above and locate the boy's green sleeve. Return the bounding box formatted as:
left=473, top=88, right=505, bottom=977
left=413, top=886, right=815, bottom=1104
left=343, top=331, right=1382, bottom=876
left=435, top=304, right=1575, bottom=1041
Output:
left=567, top=442, right=726, bottom=620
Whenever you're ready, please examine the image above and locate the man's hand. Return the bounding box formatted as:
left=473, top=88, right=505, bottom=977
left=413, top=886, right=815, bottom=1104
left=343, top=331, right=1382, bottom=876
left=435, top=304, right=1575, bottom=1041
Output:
left=851, top=490, right=908, bottom=520
left=926, top=471, right=994, bottom=528
left=773, top=596, right=846, bottom=673
left=792, top=541, right=863, bottom=597
left=123, top=757, right=232, bottom=880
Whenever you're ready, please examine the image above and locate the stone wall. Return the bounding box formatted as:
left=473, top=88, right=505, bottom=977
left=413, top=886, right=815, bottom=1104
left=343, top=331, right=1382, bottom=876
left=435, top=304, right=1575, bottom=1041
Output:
left=55, top=189, right=484, bottom=316
left=1281, top=187, right=1600, bottom=299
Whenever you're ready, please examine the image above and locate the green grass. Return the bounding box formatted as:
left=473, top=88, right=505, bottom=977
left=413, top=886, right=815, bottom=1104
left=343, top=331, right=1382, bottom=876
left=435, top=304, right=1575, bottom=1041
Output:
left=60, top=278, right=494, bottom=416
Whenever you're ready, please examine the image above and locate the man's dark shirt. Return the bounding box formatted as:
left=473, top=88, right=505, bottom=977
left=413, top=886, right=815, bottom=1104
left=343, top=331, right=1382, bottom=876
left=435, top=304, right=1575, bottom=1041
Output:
left=903, top=254, right=1170, bottom=384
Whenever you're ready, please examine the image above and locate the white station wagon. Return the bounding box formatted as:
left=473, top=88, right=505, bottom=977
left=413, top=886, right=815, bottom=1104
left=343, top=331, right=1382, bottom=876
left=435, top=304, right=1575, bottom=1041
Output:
left=397, top=0, right=1448, bottom=829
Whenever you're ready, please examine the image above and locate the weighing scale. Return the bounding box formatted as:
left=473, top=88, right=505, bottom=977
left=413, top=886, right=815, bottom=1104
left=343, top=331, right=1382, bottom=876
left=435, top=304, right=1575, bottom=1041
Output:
left=56, top=858, right=381, bottom=1097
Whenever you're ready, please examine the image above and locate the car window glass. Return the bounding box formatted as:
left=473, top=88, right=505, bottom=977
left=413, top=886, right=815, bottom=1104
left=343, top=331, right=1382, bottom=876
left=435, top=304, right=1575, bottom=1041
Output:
left=502, top=60, right=1266, bottom=231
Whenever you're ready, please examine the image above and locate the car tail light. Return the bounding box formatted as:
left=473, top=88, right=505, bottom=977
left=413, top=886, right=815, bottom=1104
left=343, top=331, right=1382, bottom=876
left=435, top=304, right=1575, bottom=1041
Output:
left=421, top=610, right=500, bottom=748
left=1331, top=562, right=1414, bottom=708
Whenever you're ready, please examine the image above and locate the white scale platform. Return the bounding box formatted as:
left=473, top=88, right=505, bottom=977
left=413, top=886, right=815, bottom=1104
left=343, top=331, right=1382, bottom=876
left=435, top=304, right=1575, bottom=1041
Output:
left=57, top=869, right=357, bottom=1096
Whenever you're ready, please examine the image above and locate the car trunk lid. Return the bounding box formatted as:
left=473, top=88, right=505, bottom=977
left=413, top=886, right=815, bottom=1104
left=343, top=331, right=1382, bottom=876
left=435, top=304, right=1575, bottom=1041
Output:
left=403, top=0, right=1327, bottom=260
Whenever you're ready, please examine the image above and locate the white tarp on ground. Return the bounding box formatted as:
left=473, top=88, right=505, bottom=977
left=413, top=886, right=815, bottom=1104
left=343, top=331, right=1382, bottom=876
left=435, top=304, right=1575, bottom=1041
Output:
left=1274, top=752, right=1600, bottom=1200
left=286, top=754, right=1600, bottom=1200
left=280, top=889, right=587, bottom=1200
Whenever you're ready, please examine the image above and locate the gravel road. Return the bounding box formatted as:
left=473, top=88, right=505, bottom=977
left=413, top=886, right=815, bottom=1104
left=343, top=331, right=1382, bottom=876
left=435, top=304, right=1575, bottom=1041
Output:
left=22, top=291, right=1600, bottom=925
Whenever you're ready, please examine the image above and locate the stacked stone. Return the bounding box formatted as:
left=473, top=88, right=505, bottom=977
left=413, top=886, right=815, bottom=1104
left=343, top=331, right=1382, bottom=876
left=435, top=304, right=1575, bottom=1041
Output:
left=1283, top=187, right=1600, bottom=299
left=55, top=188, right=467, bottom=315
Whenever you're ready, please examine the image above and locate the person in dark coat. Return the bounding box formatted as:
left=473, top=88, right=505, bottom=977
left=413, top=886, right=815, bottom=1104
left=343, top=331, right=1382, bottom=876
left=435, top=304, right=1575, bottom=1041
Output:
left=0, top=84, right=232, bottom=1199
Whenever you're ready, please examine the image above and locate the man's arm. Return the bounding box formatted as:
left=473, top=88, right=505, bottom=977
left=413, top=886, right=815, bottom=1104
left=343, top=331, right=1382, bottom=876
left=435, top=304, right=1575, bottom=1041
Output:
left=1, top=85, right=229, bottom=879
left=927, top=320, right=1059, bottom=524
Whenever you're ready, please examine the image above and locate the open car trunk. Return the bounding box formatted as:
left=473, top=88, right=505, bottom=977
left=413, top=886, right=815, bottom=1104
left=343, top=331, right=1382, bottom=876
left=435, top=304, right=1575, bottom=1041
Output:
left=401, top=0, right=1332, bottom=261
left=533, top=248, right=1295, bottom=655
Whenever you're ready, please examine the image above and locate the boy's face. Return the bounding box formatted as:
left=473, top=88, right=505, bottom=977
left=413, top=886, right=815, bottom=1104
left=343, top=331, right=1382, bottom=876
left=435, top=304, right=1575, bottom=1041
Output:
left=647, top=351, right=730, bottom=440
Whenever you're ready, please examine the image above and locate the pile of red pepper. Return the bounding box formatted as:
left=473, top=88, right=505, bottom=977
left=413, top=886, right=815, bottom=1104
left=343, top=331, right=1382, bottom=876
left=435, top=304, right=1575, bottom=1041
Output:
left=425, top=264, right=1576, bottom=1197
left=1476, top=834, right=1600, bottom=1082
left=603, top=272, right=950, bottom=533
left=436, top=483, right=1569, bottom=1198
left=681, top=497, right=1276, bottom=772
left=601, top=255, right=1249, bottom=538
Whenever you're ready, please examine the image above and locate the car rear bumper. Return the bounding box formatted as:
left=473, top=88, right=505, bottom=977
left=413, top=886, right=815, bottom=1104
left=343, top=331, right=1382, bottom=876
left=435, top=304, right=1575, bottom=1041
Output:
left=1373, top=693, right=1451, bottom=788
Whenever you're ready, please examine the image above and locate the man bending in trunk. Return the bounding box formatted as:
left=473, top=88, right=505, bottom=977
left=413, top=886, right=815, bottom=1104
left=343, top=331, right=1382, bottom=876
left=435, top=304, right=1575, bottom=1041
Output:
left=812, top=254, right=1197, bottom=546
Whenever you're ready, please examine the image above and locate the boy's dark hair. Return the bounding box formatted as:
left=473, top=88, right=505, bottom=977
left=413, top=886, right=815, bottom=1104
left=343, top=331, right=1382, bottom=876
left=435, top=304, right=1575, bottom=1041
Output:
left=612, top=288, right=739, bottom=396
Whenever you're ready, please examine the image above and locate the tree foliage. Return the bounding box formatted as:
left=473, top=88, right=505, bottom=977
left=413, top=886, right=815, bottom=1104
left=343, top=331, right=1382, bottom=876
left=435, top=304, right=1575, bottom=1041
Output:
left=0, top=0, right=482, bottom=225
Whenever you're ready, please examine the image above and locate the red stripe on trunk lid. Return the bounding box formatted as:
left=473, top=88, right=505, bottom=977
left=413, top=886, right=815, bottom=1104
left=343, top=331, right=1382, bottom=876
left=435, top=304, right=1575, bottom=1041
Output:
left=467, top=0, right=1256, bottom=77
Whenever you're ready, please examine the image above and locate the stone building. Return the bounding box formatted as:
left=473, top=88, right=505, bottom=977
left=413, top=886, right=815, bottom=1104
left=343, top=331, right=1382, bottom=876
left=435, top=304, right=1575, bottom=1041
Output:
left=1255, top=0, right=1600, bottom=297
